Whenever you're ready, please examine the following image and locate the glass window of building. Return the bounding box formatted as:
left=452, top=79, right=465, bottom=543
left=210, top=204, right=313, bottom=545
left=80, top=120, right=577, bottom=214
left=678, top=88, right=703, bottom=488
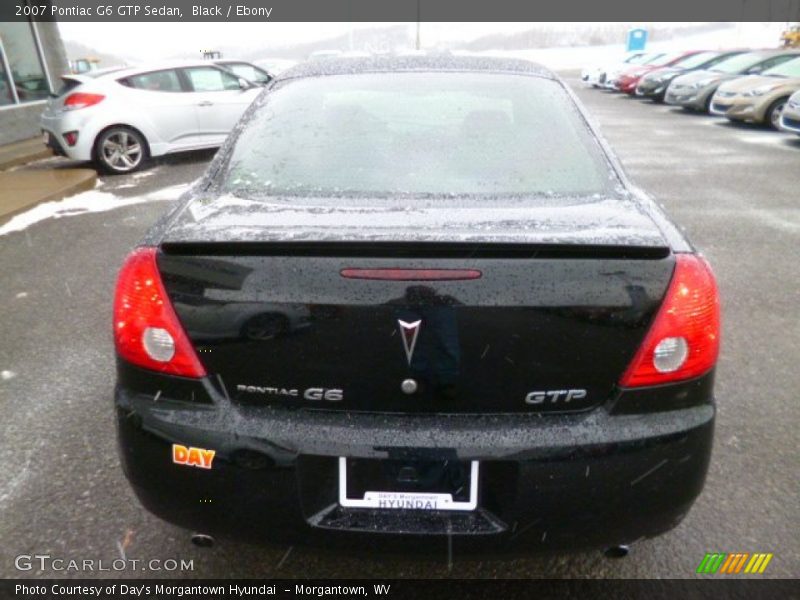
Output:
left=0, top=46, right=15, bottom=106
left=0, top=21, right=51, bottom=103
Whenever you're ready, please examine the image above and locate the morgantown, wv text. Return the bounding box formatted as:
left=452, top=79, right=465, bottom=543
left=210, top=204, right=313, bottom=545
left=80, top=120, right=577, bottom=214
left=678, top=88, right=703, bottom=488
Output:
left=16, top=584, right=392, bottom=597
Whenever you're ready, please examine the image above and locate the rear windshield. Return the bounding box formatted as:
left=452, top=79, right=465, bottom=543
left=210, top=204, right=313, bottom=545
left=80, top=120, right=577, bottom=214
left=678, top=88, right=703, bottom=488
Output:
left=763, top=57, right=800, bottom=78
left=711, top=52, right=769, bottom=74
left=221, top=73, right=616, bottom=198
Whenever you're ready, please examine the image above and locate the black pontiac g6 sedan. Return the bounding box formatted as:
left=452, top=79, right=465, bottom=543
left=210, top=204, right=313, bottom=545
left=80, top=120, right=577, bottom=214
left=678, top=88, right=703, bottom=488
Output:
left=114, top=55, right=720, bottom=554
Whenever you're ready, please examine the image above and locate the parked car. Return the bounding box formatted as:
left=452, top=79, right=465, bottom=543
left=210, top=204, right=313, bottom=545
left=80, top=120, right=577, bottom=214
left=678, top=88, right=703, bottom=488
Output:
left=255, top=58, right=297, bottom=75
left=213, top=60, right=273, bottom=86
left=779, top=89, right=800, bottom=134
left=113, top=55, right=720, bottom=553
left=40, top=61, right=263, bottom=174
left=613, top=51, right=702, bottom=94
left=581, top=51, right=648, bottom=88
left=601, top=52, right=665, bottom=89
left=664, top=49, right=800, bottom=112
left=635, top=50, right=744, bottom=102
left=709, top=56, right=800, bottom=129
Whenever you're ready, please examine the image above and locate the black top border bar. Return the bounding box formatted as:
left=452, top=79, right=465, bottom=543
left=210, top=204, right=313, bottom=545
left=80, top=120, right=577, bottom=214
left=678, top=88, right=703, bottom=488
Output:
left=3, top=0, right=800, bottom=22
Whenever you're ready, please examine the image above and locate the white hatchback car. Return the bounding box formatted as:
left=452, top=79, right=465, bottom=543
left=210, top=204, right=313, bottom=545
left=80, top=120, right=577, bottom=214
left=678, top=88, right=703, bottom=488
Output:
left=40, top=61, right=263, bottom=173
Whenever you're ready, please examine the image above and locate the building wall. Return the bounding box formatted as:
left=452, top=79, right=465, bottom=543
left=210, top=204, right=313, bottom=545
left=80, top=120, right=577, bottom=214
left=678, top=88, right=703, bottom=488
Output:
left=0, top=19, right=69, bottom=146
left=0, top=102, right=50, bottom=145
left=37, top=22, right=69, bottom=93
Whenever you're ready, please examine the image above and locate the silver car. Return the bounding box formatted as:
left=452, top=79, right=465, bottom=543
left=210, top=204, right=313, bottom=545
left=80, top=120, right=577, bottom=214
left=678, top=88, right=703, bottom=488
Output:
left=665, top=50, right=800, bottom=112
left=779, top=89, right=800, bottom=134
left=40, top=61, right=263, bottom=174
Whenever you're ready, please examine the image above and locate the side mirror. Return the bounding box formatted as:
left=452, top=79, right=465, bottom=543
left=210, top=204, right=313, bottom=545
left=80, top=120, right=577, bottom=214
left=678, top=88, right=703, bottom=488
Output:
left=238, top=77, right=251, bottom=90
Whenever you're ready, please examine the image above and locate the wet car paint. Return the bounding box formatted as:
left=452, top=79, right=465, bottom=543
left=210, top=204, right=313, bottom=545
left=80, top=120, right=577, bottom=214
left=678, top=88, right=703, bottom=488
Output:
left=115, top=55, right=715, bottom=551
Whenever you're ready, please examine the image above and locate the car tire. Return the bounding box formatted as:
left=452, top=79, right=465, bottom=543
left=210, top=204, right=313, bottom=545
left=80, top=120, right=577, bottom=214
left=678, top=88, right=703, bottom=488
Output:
left=94, top=126, right=148, bottom=174
left=765, top=98, right=788, bottom=131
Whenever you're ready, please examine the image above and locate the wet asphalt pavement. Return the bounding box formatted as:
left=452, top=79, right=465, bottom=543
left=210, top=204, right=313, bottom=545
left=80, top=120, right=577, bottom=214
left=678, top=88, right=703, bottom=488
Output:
left=0, top=74, right=798, bottom=579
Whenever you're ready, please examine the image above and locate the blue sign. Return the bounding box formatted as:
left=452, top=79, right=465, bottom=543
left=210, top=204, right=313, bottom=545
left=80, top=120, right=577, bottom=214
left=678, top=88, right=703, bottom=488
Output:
left=627, top=28, right=648, bottom=52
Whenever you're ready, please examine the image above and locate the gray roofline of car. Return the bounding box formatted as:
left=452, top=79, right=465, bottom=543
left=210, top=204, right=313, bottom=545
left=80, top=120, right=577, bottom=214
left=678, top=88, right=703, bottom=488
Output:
left=274, top=55, right=557, bottom=83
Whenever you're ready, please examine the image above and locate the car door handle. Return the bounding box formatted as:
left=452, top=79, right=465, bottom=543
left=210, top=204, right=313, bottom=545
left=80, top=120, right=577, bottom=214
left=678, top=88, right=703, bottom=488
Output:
left=197, top=101, right=213, bottom=107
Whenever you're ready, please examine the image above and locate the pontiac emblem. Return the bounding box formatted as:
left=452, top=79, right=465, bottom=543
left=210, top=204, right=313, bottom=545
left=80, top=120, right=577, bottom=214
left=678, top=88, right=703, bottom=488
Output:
left=397, top=319, right=422, bottom=365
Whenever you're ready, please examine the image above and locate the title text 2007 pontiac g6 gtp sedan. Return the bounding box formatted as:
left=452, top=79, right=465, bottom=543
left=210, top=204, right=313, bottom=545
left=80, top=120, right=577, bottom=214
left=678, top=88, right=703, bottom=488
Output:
left=113, top=56, right=720, bottom=555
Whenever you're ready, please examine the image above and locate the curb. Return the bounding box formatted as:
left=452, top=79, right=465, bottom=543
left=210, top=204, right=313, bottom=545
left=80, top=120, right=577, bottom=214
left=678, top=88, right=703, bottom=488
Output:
left=0, top=169, right=98, bottom=225
left=0, top=137, right=53, bottom=171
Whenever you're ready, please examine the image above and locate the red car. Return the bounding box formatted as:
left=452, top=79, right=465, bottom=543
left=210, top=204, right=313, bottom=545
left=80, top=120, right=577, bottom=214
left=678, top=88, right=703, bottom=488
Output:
left=614, top=51, right=703, bottom=94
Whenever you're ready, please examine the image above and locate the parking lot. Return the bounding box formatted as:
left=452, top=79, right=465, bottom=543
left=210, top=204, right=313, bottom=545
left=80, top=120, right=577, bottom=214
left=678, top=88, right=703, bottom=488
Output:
left=0, top=72, right=798, bottom=579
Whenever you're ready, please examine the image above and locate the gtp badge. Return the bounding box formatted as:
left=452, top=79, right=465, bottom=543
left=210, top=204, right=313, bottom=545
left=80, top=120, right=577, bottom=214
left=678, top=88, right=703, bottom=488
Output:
left=397, top=319, right=422, bottom=365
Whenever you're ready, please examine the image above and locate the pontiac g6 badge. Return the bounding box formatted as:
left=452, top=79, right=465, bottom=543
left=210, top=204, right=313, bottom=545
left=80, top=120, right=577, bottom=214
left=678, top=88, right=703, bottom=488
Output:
left=398, top=319, right=422, bottom=365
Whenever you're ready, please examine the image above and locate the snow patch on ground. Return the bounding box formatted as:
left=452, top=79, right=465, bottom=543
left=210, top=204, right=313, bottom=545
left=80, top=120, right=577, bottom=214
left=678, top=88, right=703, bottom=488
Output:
left=0, top=183, right=189, bottom=237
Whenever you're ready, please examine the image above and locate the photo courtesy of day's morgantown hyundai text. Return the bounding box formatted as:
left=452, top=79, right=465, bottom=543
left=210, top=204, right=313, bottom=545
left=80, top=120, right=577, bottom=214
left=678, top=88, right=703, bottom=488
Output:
left=113, top=55, right=720, bottom=554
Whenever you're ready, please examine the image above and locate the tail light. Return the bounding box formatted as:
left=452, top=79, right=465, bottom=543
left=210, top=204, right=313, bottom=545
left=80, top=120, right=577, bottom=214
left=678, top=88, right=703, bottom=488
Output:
left=341, top=268, right=482, bottom=281
left=620, top=254, right=720, bottom=387
left=113, top=247, right=206, bottom=378
left=63, top=92, right=105, bottom=111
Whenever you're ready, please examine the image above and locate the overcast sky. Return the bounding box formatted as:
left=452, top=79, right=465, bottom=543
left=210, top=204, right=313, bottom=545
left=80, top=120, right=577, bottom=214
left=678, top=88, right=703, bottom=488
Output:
left=57, top=22, right=788, bottom=63
left=56, top=22, right=628, bottom=60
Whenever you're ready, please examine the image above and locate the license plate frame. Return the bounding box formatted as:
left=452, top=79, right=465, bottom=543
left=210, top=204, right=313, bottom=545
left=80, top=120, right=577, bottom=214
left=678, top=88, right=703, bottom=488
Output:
left=338, top=457, right=479, bottom=512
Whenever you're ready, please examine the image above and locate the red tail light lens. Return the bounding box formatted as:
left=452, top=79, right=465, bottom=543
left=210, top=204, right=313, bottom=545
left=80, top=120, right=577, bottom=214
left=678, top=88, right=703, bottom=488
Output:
left=63, top=92, right=105, bottom=111
left=620, top=254, right=720, bottom=387
left=113, top=247, right=206, bottom=378
left=62, top=131, right=79, bottom=146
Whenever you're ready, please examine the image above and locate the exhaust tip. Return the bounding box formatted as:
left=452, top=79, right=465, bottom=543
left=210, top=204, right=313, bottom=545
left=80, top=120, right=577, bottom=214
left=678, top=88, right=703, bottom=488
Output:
left=191, top=533, right=215, bottom=548
left=604, top=545, right=630, bottom=559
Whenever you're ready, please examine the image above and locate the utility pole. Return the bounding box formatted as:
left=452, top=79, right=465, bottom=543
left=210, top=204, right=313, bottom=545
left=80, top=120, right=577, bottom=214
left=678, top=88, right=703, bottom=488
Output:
left=415, top=0, right=421, bottom=50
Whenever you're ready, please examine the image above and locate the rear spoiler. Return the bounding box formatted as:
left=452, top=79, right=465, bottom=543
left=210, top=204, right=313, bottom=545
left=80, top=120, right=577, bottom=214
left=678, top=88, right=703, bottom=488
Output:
left=160, top=241, right=671, bottom=260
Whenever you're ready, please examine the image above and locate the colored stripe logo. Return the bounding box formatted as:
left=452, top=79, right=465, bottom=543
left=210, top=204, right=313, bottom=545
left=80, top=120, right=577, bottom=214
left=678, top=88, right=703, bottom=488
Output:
left=697, top=553, right=773, bottom=574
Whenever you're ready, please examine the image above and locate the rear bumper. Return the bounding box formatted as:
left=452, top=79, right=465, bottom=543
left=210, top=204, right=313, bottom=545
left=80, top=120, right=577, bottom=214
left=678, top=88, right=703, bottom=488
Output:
left=40, top=110, right=97, bottom=161
left=115, top=367, right=715, bottom=553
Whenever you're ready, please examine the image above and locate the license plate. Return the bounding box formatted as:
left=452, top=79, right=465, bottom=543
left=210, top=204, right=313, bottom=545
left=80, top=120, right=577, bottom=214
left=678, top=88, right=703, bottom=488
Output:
left=338, top=457, right=478, bottom=511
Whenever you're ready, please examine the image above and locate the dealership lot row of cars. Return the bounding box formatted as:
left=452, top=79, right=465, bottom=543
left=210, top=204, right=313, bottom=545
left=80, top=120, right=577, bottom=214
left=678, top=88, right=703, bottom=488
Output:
left=581, top=48, right=800, bottom=134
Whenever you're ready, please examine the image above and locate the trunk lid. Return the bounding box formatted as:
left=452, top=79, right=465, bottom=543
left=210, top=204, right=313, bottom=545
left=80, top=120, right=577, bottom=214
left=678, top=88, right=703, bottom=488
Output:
left=162, top=194, right=669, bottom=247
left=157, top=194, right=674, bottom=415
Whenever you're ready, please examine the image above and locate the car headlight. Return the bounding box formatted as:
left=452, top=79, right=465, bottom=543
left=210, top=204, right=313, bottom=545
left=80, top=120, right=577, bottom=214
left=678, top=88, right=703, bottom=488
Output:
left=692, top=77, right=720, bottom=89
left=743, top=84, right=781, bottom=97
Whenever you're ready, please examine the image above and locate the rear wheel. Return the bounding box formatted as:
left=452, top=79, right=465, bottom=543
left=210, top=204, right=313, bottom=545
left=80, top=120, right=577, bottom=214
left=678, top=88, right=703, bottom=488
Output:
left=766, top=98, right=788, bottom=131
left=94, top=127, right=148, bottom=174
